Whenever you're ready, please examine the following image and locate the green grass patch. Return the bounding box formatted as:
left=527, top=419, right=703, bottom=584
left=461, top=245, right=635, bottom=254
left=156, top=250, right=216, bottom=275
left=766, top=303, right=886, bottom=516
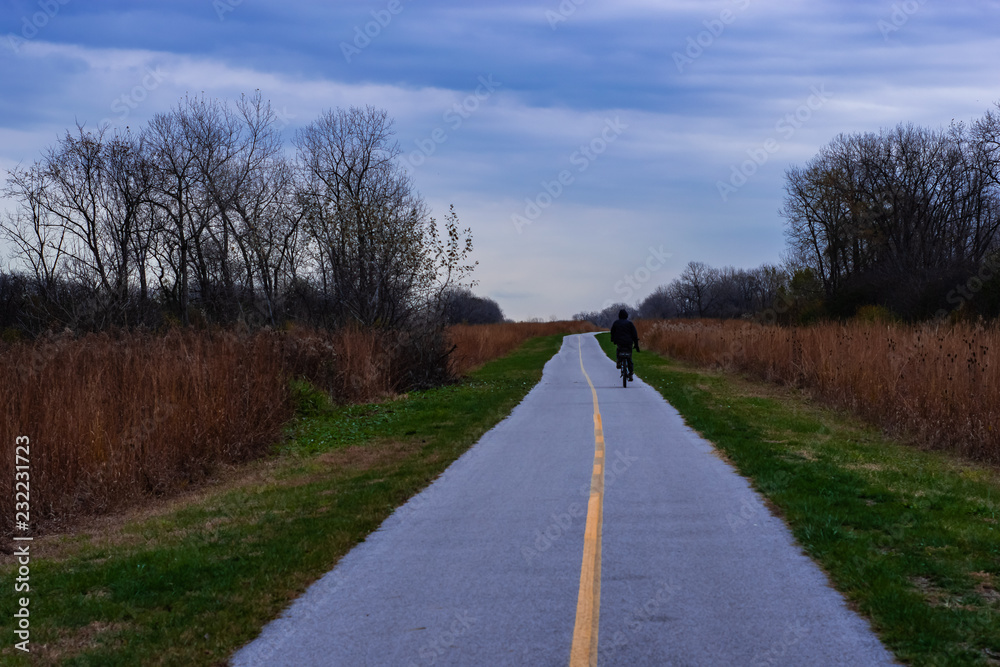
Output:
left=0, top=334, right=565, bottom=666
left=599, top=332, right=1000, bottom=666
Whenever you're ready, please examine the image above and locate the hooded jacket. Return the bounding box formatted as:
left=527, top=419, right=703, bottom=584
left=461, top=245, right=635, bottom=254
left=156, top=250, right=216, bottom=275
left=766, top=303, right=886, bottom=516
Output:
left=609, top=316, right=639, bottom=350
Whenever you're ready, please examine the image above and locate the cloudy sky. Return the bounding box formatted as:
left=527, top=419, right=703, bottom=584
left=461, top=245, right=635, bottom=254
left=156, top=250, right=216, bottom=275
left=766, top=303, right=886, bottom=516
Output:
left=1, top=0, right=998, bottom=320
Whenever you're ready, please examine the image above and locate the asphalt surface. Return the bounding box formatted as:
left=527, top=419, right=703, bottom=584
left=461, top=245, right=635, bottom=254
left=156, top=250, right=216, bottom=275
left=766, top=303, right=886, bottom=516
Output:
left=231, top=333, right=896, bottom=666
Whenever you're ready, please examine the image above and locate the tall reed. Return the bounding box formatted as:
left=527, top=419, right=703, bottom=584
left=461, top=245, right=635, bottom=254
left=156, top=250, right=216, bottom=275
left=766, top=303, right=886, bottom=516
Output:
left=638, top=319, right=1000, bottom=463
left=447, top=321, right=599, bottom=376
left=0, top=320, right=599, bottom=536
left=0, top=329, right=292, bottom=536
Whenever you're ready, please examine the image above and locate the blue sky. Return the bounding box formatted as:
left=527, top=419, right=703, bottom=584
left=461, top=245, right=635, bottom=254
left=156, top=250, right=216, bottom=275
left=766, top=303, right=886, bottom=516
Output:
left=2, top=0, right=998, bottom=320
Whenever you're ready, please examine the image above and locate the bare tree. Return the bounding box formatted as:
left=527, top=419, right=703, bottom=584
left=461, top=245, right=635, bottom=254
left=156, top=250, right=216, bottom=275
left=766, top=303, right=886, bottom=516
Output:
left=670, top=261, right=719, bottom=317
left=637, top=284, right=678, bottom=319
left=635, top=262, right=788, bottom=321
left=1, top=126, right=156, bottom=327
left=2, top=164, right=67, bottom=297
left=1, top=96, right=476, bottom=334
left=144, top=107, right=203, bottom=325
left=179, top=93, right=305, bottom=325
left=442, top=287, right=505, bottom=324
left=295, top=106, right=473, bottom=327
left=751, top=263, right=788, bottom=312
left=782, top=122, right=1000, bottom=316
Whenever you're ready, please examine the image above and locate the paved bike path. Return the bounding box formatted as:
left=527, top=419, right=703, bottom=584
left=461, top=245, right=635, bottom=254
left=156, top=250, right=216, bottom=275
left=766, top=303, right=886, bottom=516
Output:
left=232, top=333, right=895, bottom=666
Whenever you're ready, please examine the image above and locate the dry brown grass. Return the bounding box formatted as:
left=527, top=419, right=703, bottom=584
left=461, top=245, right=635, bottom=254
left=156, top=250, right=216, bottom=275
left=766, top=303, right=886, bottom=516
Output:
left=447, top=320, right=600, bottom=375
left=0, top=328, right=294, bottom=537
left=637, top=318, right=1000, bottom=464
left=280, top=324, right=404, bottom=404
left=0, top=320, right=596, bottom=538
left=0, top=324, right=430, bottom=538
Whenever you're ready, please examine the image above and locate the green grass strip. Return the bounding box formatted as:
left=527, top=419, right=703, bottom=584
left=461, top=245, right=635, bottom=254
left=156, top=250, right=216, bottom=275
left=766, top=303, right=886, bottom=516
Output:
left=0, top=334, right=566, bottom=667
left=598, top=332, right=1000, bottom=666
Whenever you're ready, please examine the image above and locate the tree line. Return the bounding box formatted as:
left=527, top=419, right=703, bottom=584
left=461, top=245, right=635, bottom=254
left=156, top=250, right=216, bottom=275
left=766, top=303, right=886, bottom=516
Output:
left=0, top=94, right=478, bottom=336
left=574, top=260, right=788, bottom=327
left=783, top=105, right=1000, bottom=320
left=579, top=103, right=1000, bottom=326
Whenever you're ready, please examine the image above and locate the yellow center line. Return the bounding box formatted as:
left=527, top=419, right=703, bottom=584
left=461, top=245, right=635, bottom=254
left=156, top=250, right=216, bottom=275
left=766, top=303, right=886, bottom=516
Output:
left=570, top=336, right=605, bottom=667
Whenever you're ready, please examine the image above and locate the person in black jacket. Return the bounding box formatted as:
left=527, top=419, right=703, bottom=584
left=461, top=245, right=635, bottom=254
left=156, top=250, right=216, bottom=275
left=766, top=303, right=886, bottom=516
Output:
left=609, top=309, right=639, bottom=381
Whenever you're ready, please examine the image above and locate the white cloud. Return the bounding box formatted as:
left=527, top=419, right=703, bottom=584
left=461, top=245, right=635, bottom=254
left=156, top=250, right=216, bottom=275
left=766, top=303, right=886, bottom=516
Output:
left=3, top=2, right=1000, bottom=319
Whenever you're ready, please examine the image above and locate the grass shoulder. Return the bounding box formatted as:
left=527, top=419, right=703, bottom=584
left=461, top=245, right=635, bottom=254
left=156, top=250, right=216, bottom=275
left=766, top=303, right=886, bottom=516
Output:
left=0, top=334, right=566, bottom=667
left=598, top=332, right=1000, bottom=667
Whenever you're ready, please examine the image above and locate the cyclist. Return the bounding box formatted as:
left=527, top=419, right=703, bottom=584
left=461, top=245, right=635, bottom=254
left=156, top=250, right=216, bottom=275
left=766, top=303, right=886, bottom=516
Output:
left=609, top=309, right=640, bottom=381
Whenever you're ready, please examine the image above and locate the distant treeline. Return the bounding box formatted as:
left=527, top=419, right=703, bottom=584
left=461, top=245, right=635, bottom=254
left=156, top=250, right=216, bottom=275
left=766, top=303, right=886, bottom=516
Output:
left=575, top=261, right=787, bottom=328
left=0, top=94, right=487, bottom=338
left=442, top=287, right=506, bottom=325
left=580, top=103, right=1000, bottom=326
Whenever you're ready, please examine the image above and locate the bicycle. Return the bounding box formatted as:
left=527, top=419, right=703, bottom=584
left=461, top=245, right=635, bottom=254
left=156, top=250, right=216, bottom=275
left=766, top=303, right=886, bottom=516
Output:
left=617, top=349, right=633, bottom=388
